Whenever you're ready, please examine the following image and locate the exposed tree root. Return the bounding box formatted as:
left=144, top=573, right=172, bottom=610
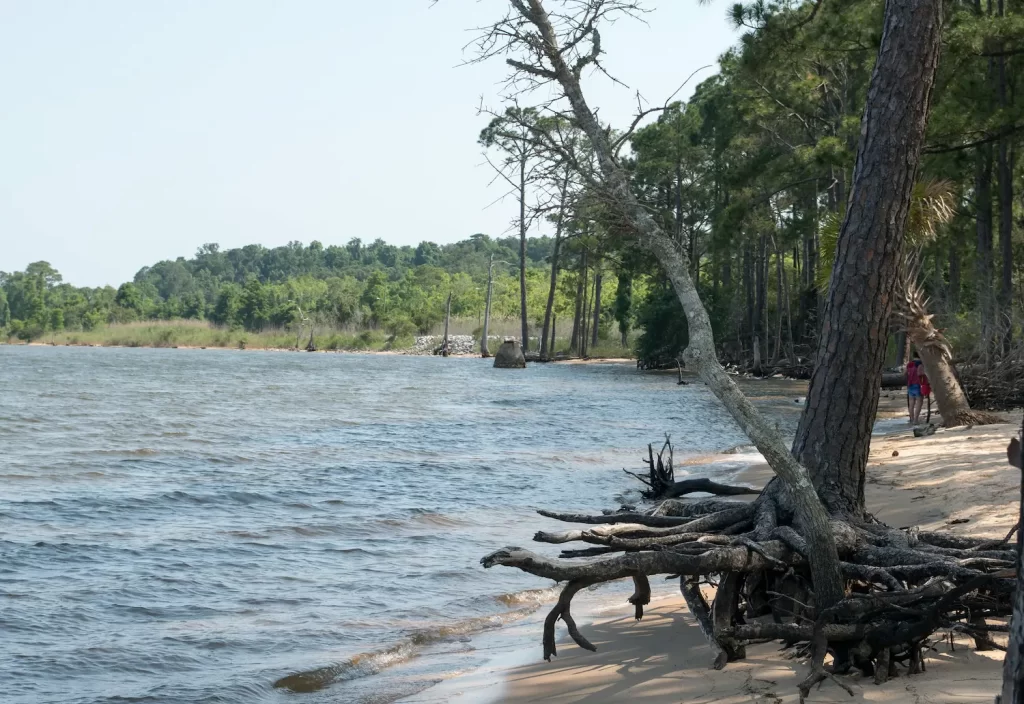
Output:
left=626, top=438, right=761, bottom=499
left=482, top=466, right=1016, bottom=696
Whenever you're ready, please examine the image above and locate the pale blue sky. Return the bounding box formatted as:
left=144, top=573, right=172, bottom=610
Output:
left=0, top=1, right=739, bottom=287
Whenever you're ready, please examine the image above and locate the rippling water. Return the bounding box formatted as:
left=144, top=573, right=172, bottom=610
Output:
left=0, top=347, right=802, bottom=704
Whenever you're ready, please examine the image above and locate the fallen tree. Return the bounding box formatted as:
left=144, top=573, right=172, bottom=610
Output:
left=898, top=268, right=1003, bottom=427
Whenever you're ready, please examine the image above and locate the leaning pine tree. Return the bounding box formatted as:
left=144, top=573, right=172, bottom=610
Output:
left=474, top=0, right=1017, bottom=699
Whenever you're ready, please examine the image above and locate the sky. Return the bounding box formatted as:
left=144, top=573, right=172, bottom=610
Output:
left=0, top=1, right=740, bottom=288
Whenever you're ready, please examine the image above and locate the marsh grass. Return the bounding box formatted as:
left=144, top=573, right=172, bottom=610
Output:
left=6, top=319, right=633, bottom=358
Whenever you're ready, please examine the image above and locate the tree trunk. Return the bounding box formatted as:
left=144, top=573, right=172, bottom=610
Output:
left=948, top=225, right=963, bottom=312
left=779, top=238, right=796, bottom=363
left=540, top=232, right=561, bottom=360
left=591, top=268, right=602, bottom=349
left=996, top=128, right=1013, bottom=355
left=770, top=243, right=783, bottom=366
left=550, top=311, right=557, bottom=356
left=481, top=255, right=495, bottom=358
left=581, top=263, right=591, bottom=357
left=744, top=242, right=755, bottom=361
left=570, top=252, right=585, bottom=355
left=541, top=169, right=570, bottom=360
left=894, top=330, right=908, bottom=368
left=755, top=234, right=767, bottom=365
left=519, top=154, right=530, bottom=353
left=441, top=292, right=452, bottom=357
left=995, top=0, right=1013, bottom=353
left=977, top=145, right=995, bottom=361
left=791, top=0, right=944, bottom=516
left=999, top=419, right=1024, bottom=704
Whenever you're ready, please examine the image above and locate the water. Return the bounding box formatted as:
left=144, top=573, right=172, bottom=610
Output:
left=0, top=347, right=803, bottom=704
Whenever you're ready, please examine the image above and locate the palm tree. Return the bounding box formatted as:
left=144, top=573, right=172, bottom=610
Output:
left=819, top=181, right=998, bottom=427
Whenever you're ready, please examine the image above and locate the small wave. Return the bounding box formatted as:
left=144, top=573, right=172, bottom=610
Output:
left=223, top=530, right=270, bottom=539
left=494, top=586, right=562, bottom=607
left=375, top=510, right=470, bottom=529
left=721, top=443, right=757, bottom=455
left=274, top=642, right=415, bottom=693
left=272, top=608, right=536, bottom=693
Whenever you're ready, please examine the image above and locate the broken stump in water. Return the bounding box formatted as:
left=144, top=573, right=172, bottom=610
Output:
left=493, top=340, right=526, bottom=369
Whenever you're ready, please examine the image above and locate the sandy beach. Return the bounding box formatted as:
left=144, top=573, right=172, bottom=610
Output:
left=415, top=412, right=1022, bottom=704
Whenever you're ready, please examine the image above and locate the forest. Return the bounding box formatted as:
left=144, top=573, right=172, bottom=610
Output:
left=0, top=235, right=604, bottom=345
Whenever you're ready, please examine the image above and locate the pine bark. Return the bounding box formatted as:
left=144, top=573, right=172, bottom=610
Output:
left=591, top=269, right=602, bottom=348
left=481, top=255, right=496, bottom=357
left=792, top=0, right=944, bottom=515
left=755, top=234, right=768, bottom=365
left=999, top=419, right=1024, bottom=704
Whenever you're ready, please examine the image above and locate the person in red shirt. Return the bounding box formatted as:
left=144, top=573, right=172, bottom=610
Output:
left=919, top=362, right=931, bottom=423
left=907, top=352, right=924, bottom=425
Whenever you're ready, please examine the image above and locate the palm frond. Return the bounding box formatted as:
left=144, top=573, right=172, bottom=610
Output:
left=815, top=179, right=955, bottom=292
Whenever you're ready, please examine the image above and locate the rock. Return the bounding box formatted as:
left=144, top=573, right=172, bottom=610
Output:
left=410, top=335, right=478, bottom=356
left=493, top=340, right=526, bottom=369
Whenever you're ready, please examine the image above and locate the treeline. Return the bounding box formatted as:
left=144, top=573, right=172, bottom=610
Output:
left=0, top=235, right=641, bottom=346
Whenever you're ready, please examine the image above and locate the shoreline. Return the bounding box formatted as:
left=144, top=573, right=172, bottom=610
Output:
left=6, top=340, right=636, bottom=363
left=406, top=413, right=1021, bottom=704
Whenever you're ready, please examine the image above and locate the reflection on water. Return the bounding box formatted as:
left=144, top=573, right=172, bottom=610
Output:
left=0, top=347, right=802, bottom=704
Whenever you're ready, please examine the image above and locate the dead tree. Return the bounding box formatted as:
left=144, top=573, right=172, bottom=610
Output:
left=439, top=292, right=452, bottom=357
left=481, top=255, right=510, bottom=358
left=474, top=0, right=845, bottom=613
left=897, top=266, right=1002, bottom=426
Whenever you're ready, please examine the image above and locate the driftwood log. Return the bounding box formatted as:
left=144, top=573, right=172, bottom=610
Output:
left=624, top=438, right=761, bottom=501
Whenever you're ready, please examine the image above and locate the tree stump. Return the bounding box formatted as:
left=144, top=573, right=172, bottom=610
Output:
left=493, top=340, right=526, bottom=368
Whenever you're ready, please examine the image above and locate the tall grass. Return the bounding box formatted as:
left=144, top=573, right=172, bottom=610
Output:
left=9, top=320, right=403, bottom=352
left=4, top=318, right=634, bottom=358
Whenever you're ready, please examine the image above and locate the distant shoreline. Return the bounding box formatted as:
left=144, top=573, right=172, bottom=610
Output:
left=5, top=339, right=635, bottom=364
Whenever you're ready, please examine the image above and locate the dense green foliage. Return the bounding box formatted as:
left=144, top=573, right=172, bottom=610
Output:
left=1, top=235, right=626, bottom=344
left=611, top=0, right=1023, bottom=366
